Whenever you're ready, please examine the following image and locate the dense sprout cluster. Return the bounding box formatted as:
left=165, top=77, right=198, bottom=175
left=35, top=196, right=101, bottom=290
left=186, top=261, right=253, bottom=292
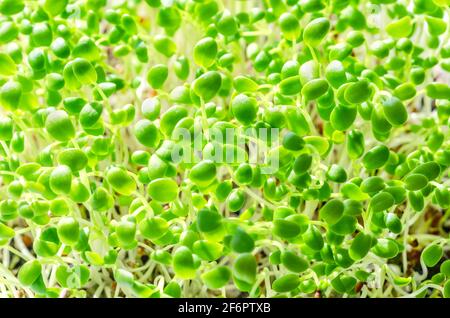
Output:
left=0, top=0, right=450, bottom=298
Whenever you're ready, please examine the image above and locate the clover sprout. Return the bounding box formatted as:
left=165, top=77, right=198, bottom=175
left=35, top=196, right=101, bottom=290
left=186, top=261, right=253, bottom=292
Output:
left=0, top=0, right=449, bottom=299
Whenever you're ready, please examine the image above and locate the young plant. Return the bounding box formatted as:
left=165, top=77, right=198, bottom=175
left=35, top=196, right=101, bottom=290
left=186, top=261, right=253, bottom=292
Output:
left=0, top=0, right=449, bottom=299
